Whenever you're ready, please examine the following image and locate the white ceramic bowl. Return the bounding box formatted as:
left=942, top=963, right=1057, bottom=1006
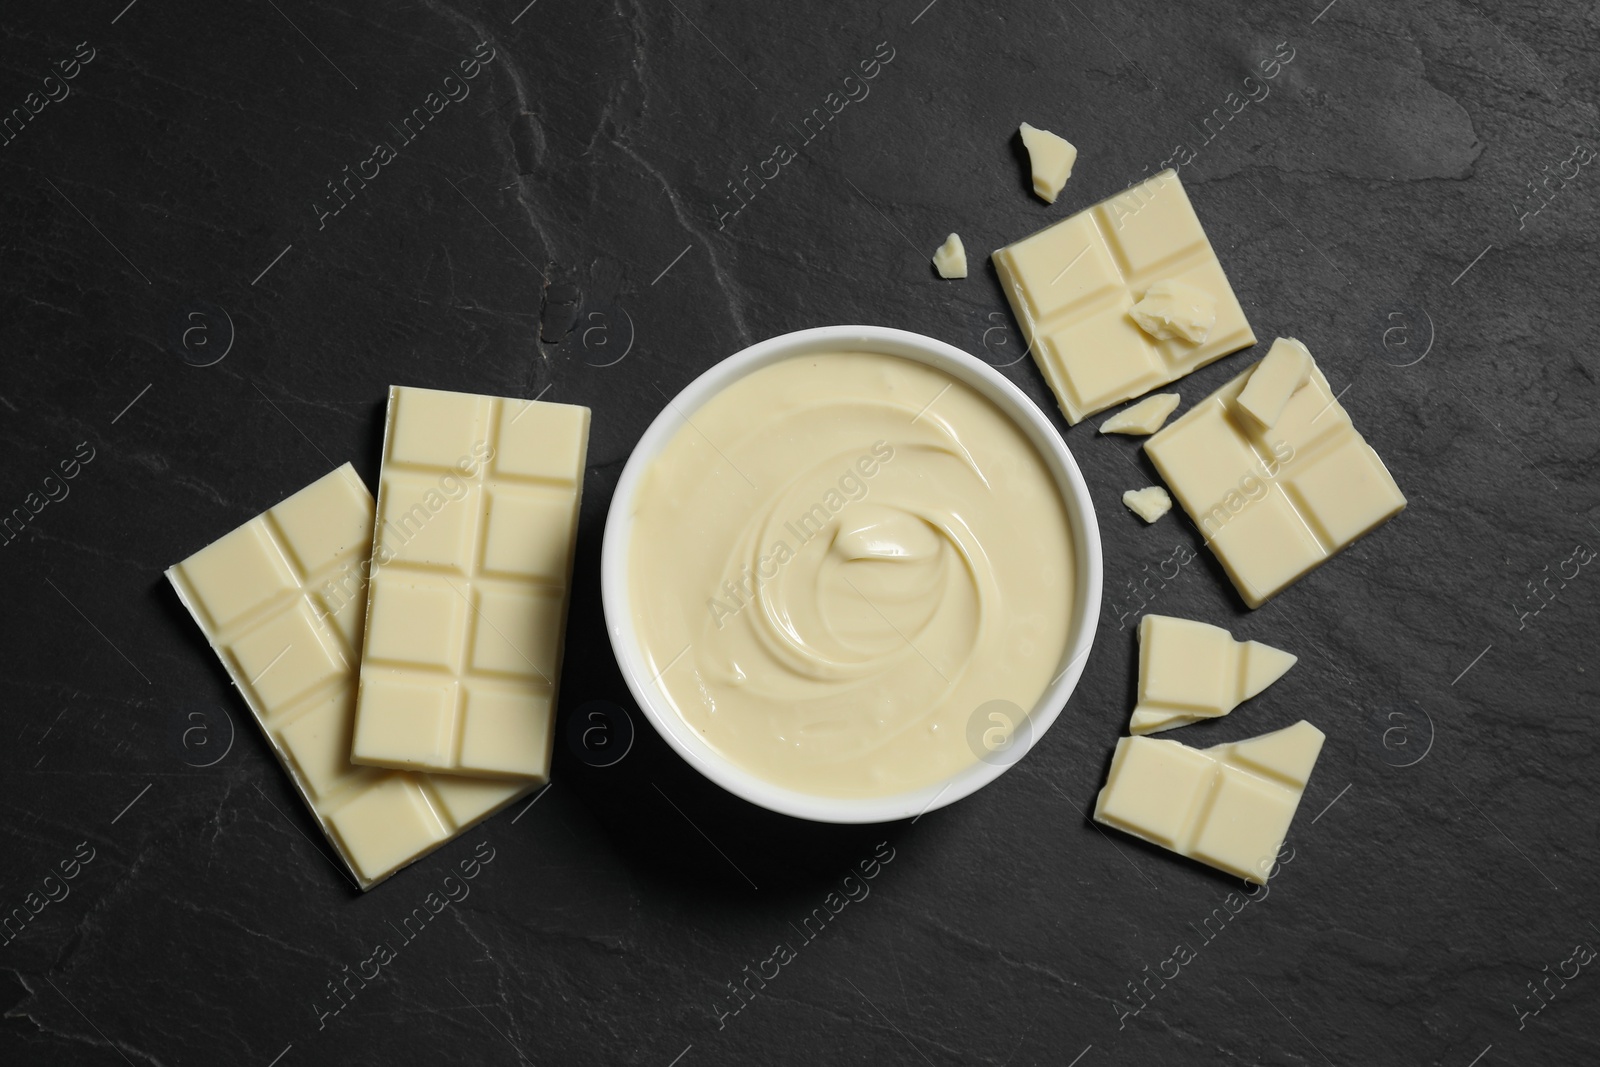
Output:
left=600, top=325, right=1102, bottom=823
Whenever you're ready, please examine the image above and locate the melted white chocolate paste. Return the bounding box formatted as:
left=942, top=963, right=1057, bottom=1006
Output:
left=629, top=352, right=1076, bottom=797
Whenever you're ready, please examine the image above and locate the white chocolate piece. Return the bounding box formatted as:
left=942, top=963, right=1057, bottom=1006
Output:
left=1129, top=614, right=1296, bottom=734
left=932, top=233, right=968, bottom=278
left=1019, top=122, right=1077, bottom=203
left=166, top=465, right=533, bottom=890
left=1099, top=393, right=1180, bottom=436
left=352, top=386, right=589, bottom=779
left=1122, top=486, right=1171, bottom=524
left=1235, top=337, right=1313, bottom=428
left=1129, top=279, right=1217, bottom=344
left=1144, top=346, right=1406, bottom=608
left=1093, top=721, right=1325, bottom=883
left=991, top=169, right=1256, bottom=424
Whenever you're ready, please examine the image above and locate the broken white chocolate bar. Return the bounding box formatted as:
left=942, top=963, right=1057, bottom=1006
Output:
left=1122, top=486, right=1171, bottom=524
left=1129, top=614, right=1295, bottom=735
left=992, top=169, right=1256, bottom=424
left=1019, top=122, right=1077, bottom=203
left=1144, top=344, right=1406, bottom=608
left=1094, top=721, right=1325, bottom=883
left=166, top=465, right=534, bottom=890
left=352, top=386, right=589, bottom=779
left=1100, top=393, right=1180, bottom=436
left=932, top=233, right=967, bottom=278
left=1129, top=279, right=1217, bottom=344
left=1235, top=337, right=1312, bottom=428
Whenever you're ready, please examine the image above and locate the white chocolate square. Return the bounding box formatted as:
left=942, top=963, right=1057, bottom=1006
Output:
left=364, top=577, right=467, bottom=671
left=1205, top=487, right=1328, bottom=601
left=1102, top=178, right=1211, bottom=272
left=481, top=488, right=577, bottom=580
left=469, top=584, right=564, bottom=678
left=353, top=386, right=589, bottom=779
left=166, top=465, right=533, bottom=890
left=496, top=399, right=590, bottom=482
left=389, top=388, right=487, bottom=468
left=1140, top=616, right=1232, bottom=712
left=1042, top=303, right=1167, bottom=416
left=1004, top=212, right=1121, bottom=321
left=460, top=684, right=556, bottom=778
left=1187, top=766, right=1299, bottom=878
left=1285, top=436, right=1406, bottom=547
left=376, top=473, right=479, bottom=570
left=1094, top=721, right=1325, bottom=883
left=352, top=676, right=455, bottom=766
left=993, top=170, right=1256, bottom=423
left=180, top=523, right=298, bottom=632
left=1094, top=737, right=1217, bottom=849
left=326, top=776, right=448, bottom=884
left=1144, top=344, right=1406, bottom=608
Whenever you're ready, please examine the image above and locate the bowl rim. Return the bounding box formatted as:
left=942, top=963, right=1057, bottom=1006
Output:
left=599, top=324, right=1102, bottom=824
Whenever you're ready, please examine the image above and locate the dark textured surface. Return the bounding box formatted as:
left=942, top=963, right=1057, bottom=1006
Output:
left=2, top=1, right=1596, bottom=1064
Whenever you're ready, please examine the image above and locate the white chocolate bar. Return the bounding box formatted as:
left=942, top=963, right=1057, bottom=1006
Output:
left=166, top=465, right=533, bottom=890
left=991, top=169, right=1256, bottom=424
left=352, top=387, right=589, bottom=779
left=1144, top=344, right=1406, bottom=608
left=1094, top=721, right=1325, bottom=883
left=1129, top=614, right=1296, bottom=734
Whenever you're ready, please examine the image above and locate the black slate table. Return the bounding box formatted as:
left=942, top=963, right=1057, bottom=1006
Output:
left=2, top=2, right=1595, bottom=1064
